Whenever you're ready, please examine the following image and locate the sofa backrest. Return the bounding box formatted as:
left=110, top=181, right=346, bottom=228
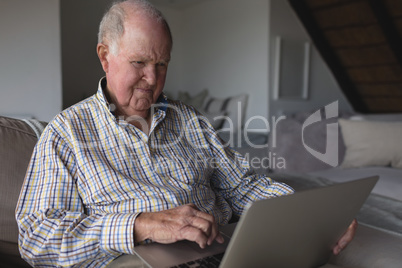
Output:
left=0, top=116, right=46, bottom=255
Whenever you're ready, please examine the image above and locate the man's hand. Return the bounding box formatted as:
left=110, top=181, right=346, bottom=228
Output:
left=134, top=204, right=224, bottom=248
left=333, top=219, right=358, bottom=255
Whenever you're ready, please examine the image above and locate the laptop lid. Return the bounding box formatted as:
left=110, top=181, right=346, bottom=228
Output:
left=220, top=176, right=378, bottom=268
left=134, top=176, right=378, bottom=268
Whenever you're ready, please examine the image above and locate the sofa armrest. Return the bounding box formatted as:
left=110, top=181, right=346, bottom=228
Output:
left=0, top=116, right=46, bottom=267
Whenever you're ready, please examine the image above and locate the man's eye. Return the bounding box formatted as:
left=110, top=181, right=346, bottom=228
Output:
left=132, top=61, right=145, bottom=67
left=156, top=62, right=168, bottom=68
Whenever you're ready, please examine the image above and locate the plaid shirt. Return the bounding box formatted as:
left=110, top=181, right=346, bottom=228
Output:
left=16, top=78, right=293, bottom=267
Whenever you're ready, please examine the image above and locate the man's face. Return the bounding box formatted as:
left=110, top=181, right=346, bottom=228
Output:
left=102, top=15, right=171, bottom=119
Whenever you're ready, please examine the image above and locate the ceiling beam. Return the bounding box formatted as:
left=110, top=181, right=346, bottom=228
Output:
left=288, top=0, right=369, bottom=113
left=368, top=0, right=402, bottom=70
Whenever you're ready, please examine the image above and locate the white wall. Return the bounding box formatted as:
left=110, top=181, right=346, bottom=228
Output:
left=157, top=0, right=352, bottom=131
left=159, top=0, right=270, bottom=130
left=155, top=6, right=185, bottom=99
left=269, top=0, right=353, bottom=116
left=0, top=0, right=62, bottom=121
left=60, top=0, right=112, bottom=110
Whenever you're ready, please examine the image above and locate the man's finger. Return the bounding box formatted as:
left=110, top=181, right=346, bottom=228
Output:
left=333, top=219, right=358, bottom=255
left=189, top=215, right=213, bottom=236
left=179, top=225, right=210, bottom=249
left=191, top=209, right=223, bottom=245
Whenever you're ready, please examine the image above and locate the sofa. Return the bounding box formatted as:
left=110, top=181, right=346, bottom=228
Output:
left=0, top=116, right=47, bottom=267
left=2, top=115, right=402, bottom=268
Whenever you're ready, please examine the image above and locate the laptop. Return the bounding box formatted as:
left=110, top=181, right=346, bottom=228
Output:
left=134, top=176, right=378, bottom=268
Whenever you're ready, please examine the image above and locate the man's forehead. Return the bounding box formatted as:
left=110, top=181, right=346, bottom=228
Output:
left=120, top=31, right=171, bottom=61
left=126, top=49, right=171, bottom=62
left=121, top=18, right=171, bottom=50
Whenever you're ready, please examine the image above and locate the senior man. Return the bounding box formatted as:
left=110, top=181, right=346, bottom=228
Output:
left=16, top=0, right=356, bottom=267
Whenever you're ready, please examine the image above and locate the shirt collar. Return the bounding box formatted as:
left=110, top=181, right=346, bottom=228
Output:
left=96, top=77, right=113, bottom=113
left=154, top=92, right=168, bottom=112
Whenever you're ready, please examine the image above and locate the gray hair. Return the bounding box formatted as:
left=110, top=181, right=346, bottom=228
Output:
left=98, top=0, right=172, bottom=54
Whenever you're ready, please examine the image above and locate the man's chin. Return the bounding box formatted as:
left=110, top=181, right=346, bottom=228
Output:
left=124, top=103, right=152, bottom=117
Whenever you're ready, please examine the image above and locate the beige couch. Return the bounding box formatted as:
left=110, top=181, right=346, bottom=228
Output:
left=2, top=115, right=402, bottom=268
left=0, top=116, right=47, bottom=267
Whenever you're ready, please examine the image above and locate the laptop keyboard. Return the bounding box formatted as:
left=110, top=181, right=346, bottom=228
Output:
left=169, top=252, right=225, bottom=268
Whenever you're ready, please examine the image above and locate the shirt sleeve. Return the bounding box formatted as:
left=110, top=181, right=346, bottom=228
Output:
left=198, top=118, right=295, bottom=218
left=15, top=123, right=139, bottom=267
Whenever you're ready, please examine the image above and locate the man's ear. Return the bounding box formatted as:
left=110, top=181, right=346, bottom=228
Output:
left=97, top=43, right=110, bottom=73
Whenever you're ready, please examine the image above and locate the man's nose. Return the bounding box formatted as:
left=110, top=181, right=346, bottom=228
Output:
left=143, top=65, right=157, bottom=85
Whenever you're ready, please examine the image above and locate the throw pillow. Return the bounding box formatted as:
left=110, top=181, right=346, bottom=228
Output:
left=339, top=119, right=402, bottom=169
left=349, top=113, right=402, bottom=122
left=177, top=89, right=208, bottom=110
left=203, top=94, right=248, bottom=131
left=198, top=110, right=228, bottom=130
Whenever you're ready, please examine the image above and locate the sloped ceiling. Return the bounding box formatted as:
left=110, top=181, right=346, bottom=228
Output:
left=288, top=0, right=402, bottom=113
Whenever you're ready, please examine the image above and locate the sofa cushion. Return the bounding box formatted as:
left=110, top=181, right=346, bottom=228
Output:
left=0, top=116, right=46, bottom=258
left=339, top=119, right=402, bottom=169
left=268, top=112, right=349, bottom=173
